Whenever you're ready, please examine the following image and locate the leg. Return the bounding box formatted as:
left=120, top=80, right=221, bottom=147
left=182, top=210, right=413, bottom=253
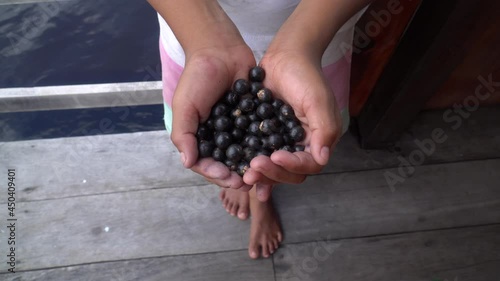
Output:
left=248, top=185, right=283, bottom=259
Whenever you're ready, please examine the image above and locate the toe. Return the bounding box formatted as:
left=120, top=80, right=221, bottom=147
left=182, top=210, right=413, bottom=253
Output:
left=273, top=239, right=279, bottom=250
left=249, top=242, right=260, bottom=259
left=227, top=203, right=234, bottom=215
left=237, top=210, right=248, bottom=220
left=261, top=243, right=270, bottom=258
left=231, top=203, right=239, bottom=216
left=268, top=242, right=275, bottom=254
left=277, top=231, right=283, bottom=243
left=219, top=189, right=226, bottom=201
left=238, top=198, right=249, bottom=221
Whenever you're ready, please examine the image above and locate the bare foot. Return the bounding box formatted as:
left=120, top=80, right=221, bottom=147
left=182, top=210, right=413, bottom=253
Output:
left=219, top=188, right=249, bottom=220
left=248, top=187, right=283, bottom=259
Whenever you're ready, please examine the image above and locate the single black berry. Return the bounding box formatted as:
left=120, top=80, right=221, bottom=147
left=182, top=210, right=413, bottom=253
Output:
left=250, top=82, right=264, bottom=95
left=239, top=97, right=255, bottom=113
left=246, top=135, right=262, bottom=150
left=233, top=79, right=250, bottom=95
left=269, top=118, right=282, bottom=133
left=226, top=144, right=243, bottom=162
left=272, top=99, right=284, bottom=111
left=212, top=103, right=229, bottom=117
left=235, top=115, right=250, bottom=129
left=259, top=119, right=274, bottom=135
left=237, top=161, right=250, bottom=176
left=283, top=134, right=295, bottom=146
left=267, top=134, right=284, bottom=150
left=196, top=124, right=212, bottom=141
left=224, top=90, right=239, bottom=106
left=212, top=147, right=226, bottom=161
left=248, top=121, right=261, bottom=135
left=290, top=126, right=306, bottom=142
left=206, top=118, right=215, bottom=129
left=248, top=113, right=260, bottom=122
left=256, top=103, right=274, bottom=119
left=249, top=66, right=265, bottom=82
left=285, top=119, right=300, bottom=131
left=294, top=145, right=305, bottom=152
left=231, top=128, right=244, bottom=142
left=198, top=141, right=214, bottom=158
left=215, top=132, right=232, bottom=149
left=279, top=104, right=295, bottom=119
left=225, top=159, right=237, bottom=171
left=253, top=98, right=261, bottom=108
left=214, top=116, right=232, bottom=132
left=243, top=147, right=257, bottom=162
left=257, top=88, right=272, bottom=103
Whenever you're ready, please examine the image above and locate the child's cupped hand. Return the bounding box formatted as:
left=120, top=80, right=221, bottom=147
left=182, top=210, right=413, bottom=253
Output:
left=243, top=50, right=343, bottom=191
left=170, top=44, right=273, bottom=191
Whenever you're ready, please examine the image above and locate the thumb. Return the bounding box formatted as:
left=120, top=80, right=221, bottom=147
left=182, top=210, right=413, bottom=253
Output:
left=170, top=100, right=199, bottom=168
left=306, top=97, right=341, bottom=166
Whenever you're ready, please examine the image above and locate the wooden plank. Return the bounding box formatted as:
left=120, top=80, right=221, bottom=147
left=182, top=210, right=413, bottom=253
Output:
left=275, top=158, right=500, bottom=243
left=0, top=82, right=162, bottom=113
left=0, top=184, right=250, bottom=272
left=0, top=250, right=274, bottom=281
left=1, top=107, right=499, bottom=203
left=0, top=159, right=499, bottom=271
left=0, top=131, right=205, bottom=203
left=357, top=0, right=488, bottom=148
left=274, top=225, right=500, bottom=281
left=395, top=106, right=500, bottom=164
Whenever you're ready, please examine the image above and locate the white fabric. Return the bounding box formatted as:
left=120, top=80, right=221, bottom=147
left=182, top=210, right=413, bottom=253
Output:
left=158, top=1, right=366, bottom=66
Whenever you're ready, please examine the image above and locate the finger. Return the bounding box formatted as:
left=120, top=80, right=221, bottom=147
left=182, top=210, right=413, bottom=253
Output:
left=192, top=158, right=246, bottom=189
left=270, top=150, right=324, bottom=175
left=170, top=59, right=229, bottom=168
left=243, top=168, right=277, bottom=186
left=250, top=156, right=306, bottom=184
left=303, top=87, right=341, bottom=166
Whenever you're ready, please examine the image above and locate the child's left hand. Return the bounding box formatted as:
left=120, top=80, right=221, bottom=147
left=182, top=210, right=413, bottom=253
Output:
left=243, top=49, right=343, bottom=195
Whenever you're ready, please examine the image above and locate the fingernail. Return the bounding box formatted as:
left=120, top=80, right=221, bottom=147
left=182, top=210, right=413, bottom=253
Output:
left=320, top=146, right=329, bottom=162
left=180, top=152, right=186, bottom=166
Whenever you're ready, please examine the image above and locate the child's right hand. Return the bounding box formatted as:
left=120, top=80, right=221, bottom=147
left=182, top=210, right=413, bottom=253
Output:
left=170, top=43, right=257, bottom=190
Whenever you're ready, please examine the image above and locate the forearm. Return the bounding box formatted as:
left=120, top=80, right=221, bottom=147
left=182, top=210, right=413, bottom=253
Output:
left=270, top=0, right=372, bottom=59
left=148, top=0, right=244, bottom=56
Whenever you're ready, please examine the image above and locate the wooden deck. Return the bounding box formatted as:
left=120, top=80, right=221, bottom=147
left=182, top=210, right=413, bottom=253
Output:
left=1, top=106, right=499, bottom=280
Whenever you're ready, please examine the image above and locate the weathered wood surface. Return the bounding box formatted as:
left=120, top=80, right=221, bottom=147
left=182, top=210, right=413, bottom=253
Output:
left=0, top=131, right=204, bottom=203
left=274, top=225, right=500, bottom=281
left=1, top=158, right=498, bottom=272
left=1, top=107, right=499, bottom=203
left=1, top=250, right=275, bottom=281
left=275, top=158, right=500, bottom=243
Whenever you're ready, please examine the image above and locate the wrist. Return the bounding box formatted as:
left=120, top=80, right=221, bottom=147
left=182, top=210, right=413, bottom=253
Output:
left=183, top=22, right=247, bottom=59
left=150, top=0, right=246, bottom=58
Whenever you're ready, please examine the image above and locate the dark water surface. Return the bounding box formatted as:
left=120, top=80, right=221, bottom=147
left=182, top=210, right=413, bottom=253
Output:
left=0, top=1, right=166, bottom=141
left=0, top=0, right=160, bottom=88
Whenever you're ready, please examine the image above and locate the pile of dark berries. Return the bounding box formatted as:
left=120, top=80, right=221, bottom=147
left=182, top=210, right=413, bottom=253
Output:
left=196, top=66, right=306, bottom=177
